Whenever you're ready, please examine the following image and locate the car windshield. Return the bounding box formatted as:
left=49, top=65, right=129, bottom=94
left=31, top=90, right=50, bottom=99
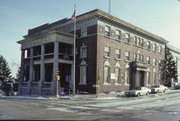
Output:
left=151, top=85, right=159, bottom=88
left=135, top=87, right=141, bottom=90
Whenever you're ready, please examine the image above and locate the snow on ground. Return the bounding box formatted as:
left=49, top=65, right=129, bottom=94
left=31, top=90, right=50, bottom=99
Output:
left=0, top=96, right=54, bottom=99
left=49, top=107, right=77, bottom=113
left=85, top=90, right=180, bottom=108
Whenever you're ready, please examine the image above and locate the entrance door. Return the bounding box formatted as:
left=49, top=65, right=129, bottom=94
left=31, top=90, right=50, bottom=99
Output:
left=59, top=64, right=71, bottom=91
left=139, top=71, right=144, bottom=86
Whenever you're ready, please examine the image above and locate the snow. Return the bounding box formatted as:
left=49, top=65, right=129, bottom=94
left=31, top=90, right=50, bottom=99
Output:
left=86, top=90, right=180, bottom=108
left=49, top=107, right=76, bottom=113
left=0, top=96, right=54, bottom=99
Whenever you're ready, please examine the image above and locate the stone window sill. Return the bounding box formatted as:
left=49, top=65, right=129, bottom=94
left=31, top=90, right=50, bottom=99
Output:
left=103, top=82, right=111, bottom=85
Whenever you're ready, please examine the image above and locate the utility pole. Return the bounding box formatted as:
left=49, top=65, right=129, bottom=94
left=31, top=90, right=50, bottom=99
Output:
left=55, top=68, right=60, bottom=98
left=73, top=4, right=76, bottom=97
left=109, top=0, right=111, bottom=14
left=96, top=69, right=100, bottom=98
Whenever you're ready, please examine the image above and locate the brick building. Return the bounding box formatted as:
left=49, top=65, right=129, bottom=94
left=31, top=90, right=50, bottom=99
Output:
left=18, top=9, right=168, bottom=96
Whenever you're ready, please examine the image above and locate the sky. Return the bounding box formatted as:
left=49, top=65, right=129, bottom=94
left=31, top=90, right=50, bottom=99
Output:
left=0, top=0, right=180, bottom=76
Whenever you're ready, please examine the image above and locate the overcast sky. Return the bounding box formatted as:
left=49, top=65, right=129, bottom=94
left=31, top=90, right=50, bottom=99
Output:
left=0, top=0, right=180, bottom=76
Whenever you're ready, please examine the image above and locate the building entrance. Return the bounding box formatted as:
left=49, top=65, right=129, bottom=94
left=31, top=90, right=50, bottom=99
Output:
left=59, top=63, right=72, bottom=93
left=139, top=71, right=145, bottom=87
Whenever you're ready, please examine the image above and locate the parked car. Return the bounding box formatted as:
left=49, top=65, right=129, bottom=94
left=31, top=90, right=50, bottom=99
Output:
left=174, top=83, right=180, bottom=89
left=151, top=85, right=168, bottom=93
left=125, top=87, right=151, bottom=97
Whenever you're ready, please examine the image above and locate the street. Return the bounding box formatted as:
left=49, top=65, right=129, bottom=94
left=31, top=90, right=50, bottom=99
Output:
left=0, top=90, right=180, bottom=121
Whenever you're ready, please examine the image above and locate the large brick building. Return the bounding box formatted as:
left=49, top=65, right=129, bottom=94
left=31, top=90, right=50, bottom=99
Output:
left=18, top=9, right=168, bottom=96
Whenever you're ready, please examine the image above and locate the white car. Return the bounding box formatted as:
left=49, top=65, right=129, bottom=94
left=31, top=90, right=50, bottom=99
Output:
left=125, top=87, right=151, bottom=97
left=151, top=85, right=168, bottom=93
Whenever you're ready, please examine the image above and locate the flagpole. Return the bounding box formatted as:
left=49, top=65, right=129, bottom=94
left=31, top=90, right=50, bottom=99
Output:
left=73, top=5, right=76, bottom=97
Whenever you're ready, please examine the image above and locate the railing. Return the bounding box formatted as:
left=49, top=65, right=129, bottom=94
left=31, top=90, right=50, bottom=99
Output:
left=42, top=82, right=51, bottom=88
left=21, top=82, right=28, bottom=87
left=31, top=82, right=38, bottom=87
left=44, top=53, right=54, bottom=59
left=59, top=53, right=73, bottom=60
left=33, top=56, right=41, bottom=60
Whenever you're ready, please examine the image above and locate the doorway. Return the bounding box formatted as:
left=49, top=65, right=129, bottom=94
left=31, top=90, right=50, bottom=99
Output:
left=139, top=71, right=145, bottom=86
left=59, top=64, right=72, bottom=91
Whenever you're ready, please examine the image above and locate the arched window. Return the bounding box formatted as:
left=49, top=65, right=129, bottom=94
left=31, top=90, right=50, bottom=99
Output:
left=79, top=60, right=87, bottom=85
left=125, top=63, right=129, bottom=84
left=153, top=68, right=156, bottom=85
left=147, top=68, right=150, bottom=85
left=115, top=62, right=121, bottom=84
left=104, top=60, right=110, bottom=84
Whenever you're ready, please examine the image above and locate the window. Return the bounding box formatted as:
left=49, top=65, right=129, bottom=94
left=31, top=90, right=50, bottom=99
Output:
left=104, top=46, right=110, bottom=57
left=153, top=43, right=156, bottom=52
left=80, top=46, right=87, bottom=58
left=147, top=71, right=150, bottom=85
left=153, top=72, right=156, bottom=84
left=158, top=45, right=162, bottom=53
left=125, top=33, right=130, bottom=43
left=104, top=66, right=110, bottom=84
left=158, top=73, right=161, bottom=81
left=137, top=53, right=140, bottom=61
left=140, top=54, right=144, bottom=62
left=158, top=60, right=162, bottom=66
left=133, top=53, right=137, bottom=61
left=105, top=26, right=110, bottom=36
left=125, top=68, right=129, bottom=84
left=24, top=65, right=30, bottom=82
left=24, top=49, right=30, bottom=58
left=146, top=56, right=150, bottom=64
left=115, top=49, right=121, bottom=59
left=134, top=53, right=144, bottom=62
left=115, top=30, right=121, bottom=40
left=125, top=51, right=130, bottom=61
left=147, top=41, right=151, bottom=49
left=153, top=58, right=156, bottom=66
left=137, top=37, right=141, bottom=46
left=134, top=36, right=137, bottom=46
left=81, top=27, right=87, bottom=37
left=80, top=65, right=86, bottom=84
left=140, top=39, right=144, bottom=47
left=115, top=68, right=121, bottom=84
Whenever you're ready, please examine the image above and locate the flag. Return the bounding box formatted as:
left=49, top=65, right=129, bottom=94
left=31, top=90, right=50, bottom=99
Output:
left=71, top=10, right=76, bottom=20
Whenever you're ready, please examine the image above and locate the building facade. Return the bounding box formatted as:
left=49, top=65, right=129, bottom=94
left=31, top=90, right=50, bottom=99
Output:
left=18, top=9, right=168, bottom=96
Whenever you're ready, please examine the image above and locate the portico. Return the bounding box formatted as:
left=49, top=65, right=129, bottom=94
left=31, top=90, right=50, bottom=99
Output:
left=18, top=30, right=74, bottom=96
left=130, top=61, right=149, bottom=89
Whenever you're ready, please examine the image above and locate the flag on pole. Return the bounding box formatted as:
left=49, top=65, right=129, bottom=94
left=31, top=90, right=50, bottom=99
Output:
left=71, top=10, right=76, bottom=20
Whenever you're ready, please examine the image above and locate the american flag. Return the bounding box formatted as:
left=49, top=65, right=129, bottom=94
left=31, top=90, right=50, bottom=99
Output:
left=71, top=10, right=76, bottom=20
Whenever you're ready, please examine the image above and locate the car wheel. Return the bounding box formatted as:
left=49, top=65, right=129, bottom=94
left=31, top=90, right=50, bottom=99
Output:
left=137, top=93, right=140, bottom=97
left=146, top=92, right=150, bottom=95
left=157, top=90, right=160, bottom=93
left=163, top=89, right=166, bottom=93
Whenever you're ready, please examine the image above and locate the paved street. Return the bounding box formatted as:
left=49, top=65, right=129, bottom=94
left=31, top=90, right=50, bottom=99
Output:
left=0, top=90, right=180, bottom=120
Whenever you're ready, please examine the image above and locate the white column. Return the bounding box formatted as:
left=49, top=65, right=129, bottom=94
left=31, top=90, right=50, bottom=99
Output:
left=28, top=47, right=33, bottom=95
left=18, top=49, right=24, bottom=95
left=144, top=72, right=147, bottom=86
left=51, top=41, right=59, bottom=95
left=39, top=44, right=45, bottom=95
